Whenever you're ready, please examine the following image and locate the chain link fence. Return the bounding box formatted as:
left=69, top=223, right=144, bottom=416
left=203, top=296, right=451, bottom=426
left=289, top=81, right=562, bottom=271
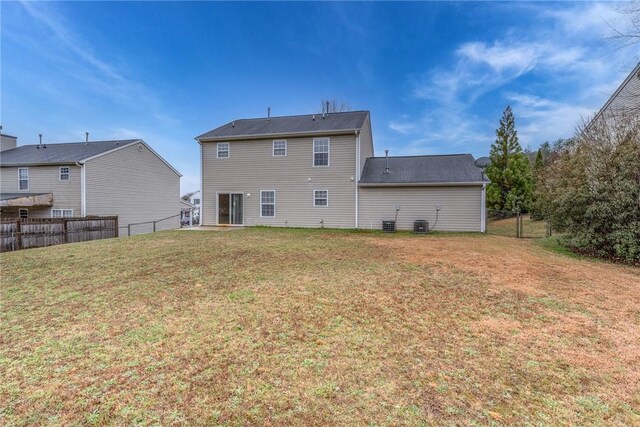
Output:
left=487, top=209, right=550, bottom=238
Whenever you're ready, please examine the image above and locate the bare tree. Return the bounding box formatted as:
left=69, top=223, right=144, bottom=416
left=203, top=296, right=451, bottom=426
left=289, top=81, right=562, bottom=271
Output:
left=608, top=1, right=640, bottom=51
left=319, top=99, right=351, bottom=114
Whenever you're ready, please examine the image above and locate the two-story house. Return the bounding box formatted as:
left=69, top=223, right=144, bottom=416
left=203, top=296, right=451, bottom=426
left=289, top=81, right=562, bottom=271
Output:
left=196, top=111, right=488, bottom=232
left=0, top=135, right=182, bottom=234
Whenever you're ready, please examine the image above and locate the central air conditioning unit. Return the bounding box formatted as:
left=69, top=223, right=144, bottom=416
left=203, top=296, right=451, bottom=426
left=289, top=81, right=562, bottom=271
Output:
left=413, top=220, right=428, bottom=233
left=382, top=220, right=396, bottom=233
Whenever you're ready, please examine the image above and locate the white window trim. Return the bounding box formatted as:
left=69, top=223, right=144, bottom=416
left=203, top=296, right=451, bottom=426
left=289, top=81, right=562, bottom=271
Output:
left=19, top=208, right=28, bottom=219
left=18, top=167, right=29, bottom=191
left=59, top=166, right=70, bottom=181
left=217, top=142, right=230, bottom=159
left=51, top=209, right=74, bottom=218
left=260, top=190, right=276, bottom=218
left=312, top=137, right=330, bottom=167
left=313, top=189, right=329, bottom=207
left=272, top=140, right=287, bottom=157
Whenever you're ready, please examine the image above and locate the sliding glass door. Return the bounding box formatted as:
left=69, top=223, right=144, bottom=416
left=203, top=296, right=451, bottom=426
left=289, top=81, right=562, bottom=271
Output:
left=217, top=193, right=243, bottom=225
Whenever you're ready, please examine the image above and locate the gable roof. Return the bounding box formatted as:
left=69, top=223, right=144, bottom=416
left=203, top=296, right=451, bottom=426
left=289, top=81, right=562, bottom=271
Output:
left=0, top=139, right=182, bottom=176
left=0, top=140, right=140, bottom=166
left=196, top=110, right=370, bottom=141
left=359, top=154, right=488, bottom=186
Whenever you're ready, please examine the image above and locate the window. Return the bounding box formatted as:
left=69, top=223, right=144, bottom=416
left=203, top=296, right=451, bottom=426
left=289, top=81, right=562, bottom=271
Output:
left=260, top=190, right=276, bottom=217
left=19, top=209, right=28, bottom=219
left=314, top=190, right=328, bottom=207
left=18, top=168, right=29, bottom=190
left=217, top=142, right=229, bottom=158
left=313, top=138, right=329, bottom=166
left=273, top=140, right=287, bottom=157
left=51, top=209, right=74, bottom=218
left=59, top=167, right=70, bottom=181
left=193, top=198, right=200, bottom=205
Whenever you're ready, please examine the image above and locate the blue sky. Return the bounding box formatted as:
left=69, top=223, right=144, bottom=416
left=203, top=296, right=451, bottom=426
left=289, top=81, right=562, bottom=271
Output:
left=2, top=1, right=638, bottom=193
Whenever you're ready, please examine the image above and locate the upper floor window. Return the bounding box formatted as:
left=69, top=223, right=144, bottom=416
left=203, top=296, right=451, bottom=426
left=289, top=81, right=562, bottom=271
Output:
left=313, top=138, right=329, bottom=167
left=18, top=168, right=29, bottom=190
left=273, top=140, right=287, bottom=157
left=313, top=190, right=328, bottom=207
left=193, top=198, right=200, bottom=205
left=260, top=190, right=276, bottom=217
left=52, top=209, right=74, bottom=218
left=60, top=167, right=70, bottom=181
left=19, top=209, right=28, bottom=219
left=217, top=142, right=229, bottom=159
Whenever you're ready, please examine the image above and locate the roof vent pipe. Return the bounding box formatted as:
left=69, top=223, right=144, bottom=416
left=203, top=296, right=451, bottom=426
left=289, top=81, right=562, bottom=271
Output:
left=326, top=101, right=330, bottom=116
left=267, top=107, right=271, bottom=120
left=385, top=150, right=390, bottom=173
left=85, top=132, right=89, bottom=144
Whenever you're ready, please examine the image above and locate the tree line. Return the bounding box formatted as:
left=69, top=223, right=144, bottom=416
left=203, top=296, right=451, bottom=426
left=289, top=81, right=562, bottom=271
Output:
left=486, top=105, right=640, bottom=263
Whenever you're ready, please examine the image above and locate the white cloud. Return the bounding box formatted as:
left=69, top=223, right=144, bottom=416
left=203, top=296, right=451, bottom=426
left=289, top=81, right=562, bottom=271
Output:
left=457, top=42, right=540, bottom=75
left=19, top=1, right=124, bottom=82
left=396, top=2, right=634, bottom=154
left=388, top=120, right=416, bottom=134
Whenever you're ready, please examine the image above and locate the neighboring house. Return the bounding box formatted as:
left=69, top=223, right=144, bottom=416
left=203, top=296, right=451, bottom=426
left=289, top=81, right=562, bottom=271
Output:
left=0, top=136, right=182, bottom=234
left=588, top=61, right=640, bottom=129
left=180, top=190, right=200, bottom=226
left=196, top=111, right=488, bottom=231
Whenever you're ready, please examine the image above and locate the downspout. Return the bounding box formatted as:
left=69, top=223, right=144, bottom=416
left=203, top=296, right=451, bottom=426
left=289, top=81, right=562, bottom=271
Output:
left=355, top=130, right=360, bottom=229
left=481, top=183, right=487, bottom=232
left=76, top=161, right=86, bottom=217
left=198, top=139, right=203, bottom=226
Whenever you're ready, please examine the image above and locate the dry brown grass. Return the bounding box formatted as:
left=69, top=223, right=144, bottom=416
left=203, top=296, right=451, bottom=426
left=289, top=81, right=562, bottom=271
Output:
left=1, top=228, right=639, bottom=426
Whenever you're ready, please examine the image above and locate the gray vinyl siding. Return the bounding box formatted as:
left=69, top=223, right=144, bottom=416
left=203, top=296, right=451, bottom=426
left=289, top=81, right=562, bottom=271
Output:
left=85, top=143, right=181, bottom=234
left=0, top=165, right=81, bottom=218
left=201, top=134, right=357, bottom=228
left=358, top=186, right=483, bottom=232
left=359, top=114, right=374, bottom=175
left=605, top=66, right=640, bottom=116
left=1, top=135, right=17, bottom=152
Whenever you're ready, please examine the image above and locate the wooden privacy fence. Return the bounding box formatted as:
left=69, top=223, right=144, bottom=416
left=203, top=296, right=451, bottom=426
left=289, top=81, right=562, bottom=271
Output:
left=0, top=216, right=118, bottom=252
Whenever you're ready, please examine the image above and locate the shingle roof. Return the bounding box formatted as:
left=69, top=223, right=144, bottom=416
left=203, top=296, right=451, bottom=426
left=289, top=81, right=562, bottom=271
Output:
left=0, top=140, right=140, bottom=166
left=359, top=154, right=489, bottom=185
left=196, top=111, right=370, bottom=140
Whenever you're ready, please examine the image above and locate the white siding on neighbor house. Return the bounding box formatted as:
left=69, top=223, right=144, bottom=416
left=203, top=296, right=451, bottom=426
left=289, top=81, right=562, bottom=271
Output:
left=358, top=114, right=374, bottom=175
left=201, top=134, right=358, bottom=228
left=85, top=142, right=181, bottom=235
left=0, top=165, right=81, bottom=218
left=1, top=135, right=17, bottom=152
left=358, top=186, right=483, bottom=232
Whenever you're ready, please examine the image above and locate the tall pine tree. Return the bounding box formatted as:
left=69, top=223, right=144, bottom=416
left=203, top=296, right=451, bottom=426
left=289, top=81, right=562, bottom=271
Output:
left=486, top=106, right=533, bottom=211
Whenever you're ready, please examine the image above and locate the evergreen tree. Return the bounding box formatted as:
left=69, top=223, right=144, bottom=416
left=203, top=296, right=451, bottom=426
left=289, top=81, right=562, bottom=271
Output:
left=486, top=106, right=533, bottom=212
left=534, top=149, right=544, bottom=176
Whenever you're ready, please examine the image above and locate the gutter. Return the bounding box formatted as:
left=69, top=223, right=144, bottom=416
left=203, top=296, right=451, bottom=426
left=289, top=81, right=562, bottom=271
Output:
left=359, top=181, right=488, bottom=188
left=196, top=128, right=360, bottom=142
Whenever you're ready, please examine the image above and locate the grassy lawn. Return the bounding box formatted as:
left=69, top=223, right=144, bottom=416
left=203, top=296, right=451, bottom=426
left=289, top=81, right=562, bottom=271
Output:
left=1, top=228, right=639, bottom=426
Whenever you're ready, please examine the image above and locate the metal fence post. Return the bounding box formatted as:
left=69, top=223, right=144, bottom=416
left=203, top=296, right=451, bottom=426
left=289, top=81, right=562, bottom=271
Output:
left=153, top=221, right=156, bottom=232
left=128, top=224, right=131, bottom=237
